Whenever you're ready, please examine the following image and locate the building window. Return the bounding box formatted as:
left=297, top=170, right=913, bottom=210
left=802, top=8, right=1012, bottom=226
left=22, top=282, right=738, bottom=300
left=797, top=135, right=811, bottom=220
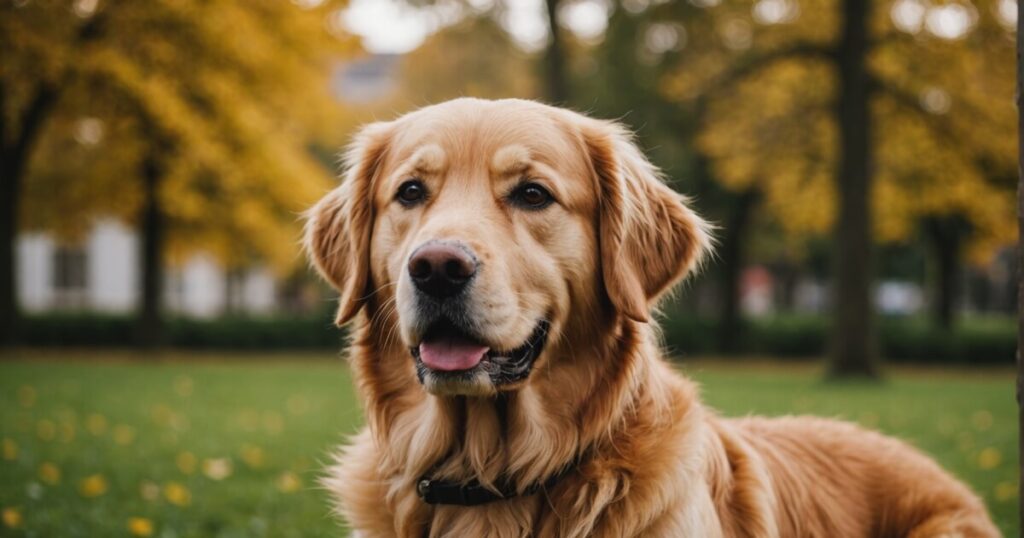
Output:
left=53, top=245, right=88, bottom=309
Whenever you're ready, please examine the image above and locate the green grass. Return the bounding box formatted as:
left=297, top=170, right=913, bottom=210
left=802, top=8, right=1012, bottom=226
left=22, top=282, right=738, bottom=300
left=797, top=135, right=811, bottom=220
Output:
left=0, top=351, right=1017, bottom=537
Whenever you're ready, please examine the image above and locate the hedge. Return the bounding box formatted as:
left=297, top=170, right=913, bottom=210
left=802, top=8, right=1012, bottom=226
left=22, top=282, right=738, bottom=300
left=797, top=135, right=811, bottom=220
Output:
left=660, top=314, right=1015, bottom=365
left=15, top=312, right=1015, bottom=364
left=19, top=313, right=345, bottom=350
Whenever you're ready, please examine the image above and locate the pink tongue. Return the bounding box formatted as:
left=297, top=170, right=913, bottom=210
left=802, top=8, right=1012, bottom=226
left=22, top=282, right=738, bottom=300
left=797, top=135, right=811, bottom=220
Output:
left=419, top=338, right=489, bottom=372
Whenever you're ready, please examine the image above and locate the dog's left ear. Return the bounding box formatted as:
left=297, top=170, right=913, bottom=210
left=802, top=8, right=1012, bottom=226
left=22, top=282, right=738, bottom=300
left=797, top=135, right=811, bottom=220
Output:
left=304, top=122, right=392, bottom=326
left=579, top=118, right=712, bottom=323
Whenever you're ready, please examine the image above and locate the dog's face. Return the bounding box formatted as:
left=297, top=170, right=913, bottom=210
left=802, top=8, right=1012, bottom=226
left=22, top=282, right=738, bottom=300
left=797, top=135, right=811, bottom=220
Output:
left=306, top=99, right=708, bottom=396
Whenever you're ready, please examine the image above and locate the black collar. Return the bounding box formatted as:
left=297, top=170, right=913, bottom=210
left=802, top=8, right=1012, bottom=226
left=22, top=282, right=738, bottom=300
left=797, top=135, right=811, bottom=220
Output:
left=416, top=462, right=576, bottom=506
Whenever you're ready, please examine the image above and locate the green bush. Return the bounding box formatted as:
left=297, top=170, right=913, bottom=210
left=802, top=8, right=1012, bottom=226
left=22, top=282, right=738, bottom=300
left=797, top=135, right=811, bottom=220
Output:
left=20, top=313, right=345, bottom=349
left=660, top=314, right=1014, bottom=364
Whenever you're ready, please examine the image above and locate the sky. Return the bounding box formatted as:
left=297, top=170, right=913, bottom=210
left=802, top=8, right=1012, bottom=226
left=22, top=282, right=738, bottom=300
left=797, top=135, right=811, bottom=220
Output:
left=340, top=0, right=611, bottom=53
left=337, top=0, right=1011, bottom=55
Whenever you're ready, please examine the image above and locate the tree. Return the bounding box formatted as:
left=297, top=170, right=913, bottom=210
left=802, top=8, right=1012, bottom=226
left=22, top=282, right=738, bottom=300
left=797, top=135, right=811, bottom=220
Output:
left=394, top=16, right=538, bottom=104
left=658, top=0, right=1015, bottom=375
left=543, top=0, right=570, bottom=103
left=3, top=0, right=354, bottom=346
left=1015, top=0, right=1023, bottom=524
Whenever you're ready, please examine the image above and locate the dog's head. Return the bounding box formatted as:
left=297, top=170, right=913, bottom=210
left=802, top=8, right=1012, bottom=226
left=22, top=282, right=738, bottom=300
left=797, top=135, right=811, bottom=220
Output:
left=306, top=98, right=709, bottom=396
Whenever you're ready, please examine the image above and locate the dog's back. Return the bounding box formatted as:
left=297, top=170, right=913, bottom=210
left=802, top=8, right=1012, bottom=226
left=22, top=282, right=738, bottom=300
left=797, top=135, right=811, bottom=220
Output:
left=720, top=416, right=998, bottom=537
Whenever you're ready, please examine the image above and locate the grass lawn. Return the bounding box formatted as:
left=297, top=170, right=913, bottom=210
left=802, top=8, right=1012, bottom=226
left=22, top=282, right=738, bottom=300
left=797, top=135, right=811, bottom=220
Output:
left=0, top=351, right=1017, bottom=537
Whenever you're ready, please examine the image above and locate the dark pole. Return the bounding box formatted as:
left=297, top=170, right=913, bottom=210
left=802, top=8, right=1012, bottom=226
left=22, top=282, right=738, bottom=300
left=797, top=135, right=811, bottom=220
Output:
left=1015, top=0, right=1023, bottom=529
left=543, top=0, right=569, bottom=104
left=0, top=86, right=58, bottom=347
left=135, top=151, right=165, bottom=348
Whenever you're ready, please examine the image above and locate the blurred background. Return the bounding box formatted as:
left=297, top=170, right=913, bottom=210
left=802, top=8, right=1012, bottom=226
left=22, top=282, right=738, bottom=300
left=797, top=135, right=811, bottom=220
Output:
left=0, top=0, right=1018, bottom=536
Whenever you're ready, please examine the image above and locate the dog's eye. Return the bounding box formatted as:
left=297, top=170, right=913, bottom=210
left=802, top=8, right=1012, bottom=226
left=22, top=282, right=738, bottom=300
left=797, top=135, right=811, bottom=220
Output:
left=510, top=182, right=554, bottom=210
left=396, top=180, right=426, bottom=206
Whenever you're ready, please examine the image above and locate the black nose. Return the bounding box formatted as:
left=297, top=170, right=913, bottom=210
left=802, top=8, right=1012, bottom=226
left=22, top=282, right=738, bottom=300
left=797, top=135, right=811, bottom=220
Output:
left=408, top=241, right=477, bottom=298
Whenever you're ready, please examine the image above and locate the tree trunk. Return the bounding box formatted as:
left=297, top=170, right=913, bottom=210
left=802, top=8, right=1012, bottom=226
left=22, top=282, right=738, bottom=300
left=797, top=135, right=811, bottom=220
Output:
left=926, top=219, right=962, bottom=330
left=543, top=0, right=569, bottom=104
left=827, top=0, right=878, bottom=378
left=1014, top=2, right=1023, bottom=527
left=717, top=189, right=757, bottom=353
left=0, top=85, right=58, bottom=347
left=135, top=153, right=165, bottom=348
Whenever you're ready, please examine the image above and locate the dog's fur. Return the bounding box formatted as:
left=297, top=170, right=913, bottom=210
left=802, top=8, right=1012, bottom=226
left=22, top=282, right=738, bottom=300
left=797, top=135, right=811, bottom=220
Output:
left=305, top=98, right=998, bottom=537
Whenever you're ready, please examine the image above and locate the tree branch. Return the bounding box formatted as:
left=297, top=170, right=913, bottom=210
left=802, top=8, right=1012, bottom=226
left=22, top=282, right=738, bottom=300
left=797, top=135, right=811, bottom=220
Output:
left=693, top=42, right=836, bottom=123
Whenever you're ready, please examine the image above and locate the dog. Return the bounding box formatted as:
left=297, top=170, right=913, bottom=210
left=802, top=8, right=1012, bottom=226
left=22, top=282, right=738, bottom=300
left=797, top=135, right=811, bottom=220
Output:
left=304, top=98, right=998, bottom=537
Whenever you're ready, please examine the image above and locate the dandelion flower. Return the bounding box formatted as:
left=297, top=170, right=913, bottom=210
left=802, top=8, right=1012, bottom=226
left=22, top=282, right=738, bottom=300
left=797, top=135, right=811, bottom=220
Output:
left=163, top=482, right=191, bottom=507
left=38, top=462, right=61, bottom=485
left=176, top=452, right=197, bottom=475
left=240, top=445, right=265, bottom=468
left=277, top=472, right=301, bottom=493
left=2, top=507, right=22, bottom=529
left=2, top=438, right=17, bottom=461
left=203, top=458, right=233, bottom=481
left=140, top=481, right=160, bottom=501
left=977, top=447, right=1002, bottom=470
left=127, top=517, right=154, bottom=536
left=79, top=474, right=108, bottom=498
left=995, top=481, right=1017, bottom=502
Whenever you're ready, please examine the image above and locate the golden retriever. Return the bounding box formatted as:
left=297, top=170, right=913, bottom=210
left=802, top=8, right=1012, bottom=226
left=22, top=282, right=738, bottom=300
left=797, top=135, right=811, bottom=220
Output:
left=304, top=98, right=998, bottom=537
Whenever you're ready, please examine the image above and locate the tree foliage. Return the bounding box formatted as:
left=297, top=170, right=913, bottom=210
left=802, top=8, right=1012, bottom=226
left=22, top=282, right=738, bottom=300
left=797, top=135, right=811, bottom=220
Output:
left=2, top=0, right=357, bottom=273
left=655, top=0, right=1016, bottom=264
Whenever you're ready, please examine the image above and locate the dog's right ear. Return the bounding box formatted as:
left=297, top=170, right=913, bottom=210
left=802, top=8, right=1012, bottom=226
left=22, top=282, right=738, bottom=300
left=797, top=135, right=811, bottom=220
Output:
left=304, top=122, right=392, bottom=326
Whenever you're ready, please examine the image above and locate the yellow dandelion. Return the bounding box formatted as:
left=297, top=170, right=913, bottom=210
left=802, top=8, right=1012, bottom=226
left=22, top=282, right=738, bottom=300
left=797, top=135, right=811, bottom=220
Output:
left=37, top=419, right=56, bottom=441
left=240, top=445, right=265, bottom=469
left=173, top=376, right=194, bottom=397
left=140, top=481, right=160, bottom=501
left=113, top=425, right=136, bottom=446
left=2, top=438, right=17, bottom=461
left=202, top=458, right=233, bottom=481
left=163, top=482, right=191, bottom=507
left=127, top=517, right=154, bottom=536
left=2, top=507, right=22, bottom=529
left=38, top=462, right=61, bottom=485
left=977, top=447, right=1002, bottom=470
left=971, top=410, right=993, bottom=432
left=17, top=386, right=36, bottom=408
left=86, top=414, right=109, bottom=436
left=995, top=481, right=1018, bottom=502
left=176, top=452, right=197, bottom=475
left=277, top=471, right=301, bottom=493
left=79, top=474, right=108, bottom=498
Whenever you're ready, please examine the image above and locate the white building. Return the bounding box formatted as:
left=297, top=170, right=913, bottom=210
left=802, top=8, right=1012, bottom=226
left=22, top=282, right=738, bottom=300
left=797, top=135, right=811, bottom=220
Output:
left=17, top=219, right=277, bottom=318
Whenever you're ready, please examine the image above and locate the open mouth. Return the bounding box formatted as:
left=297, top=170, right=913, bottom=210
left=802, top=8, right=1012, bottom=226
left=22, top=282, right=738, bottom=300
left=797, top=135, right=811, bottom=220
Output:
left=410, top=318, right=550, bottom=387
